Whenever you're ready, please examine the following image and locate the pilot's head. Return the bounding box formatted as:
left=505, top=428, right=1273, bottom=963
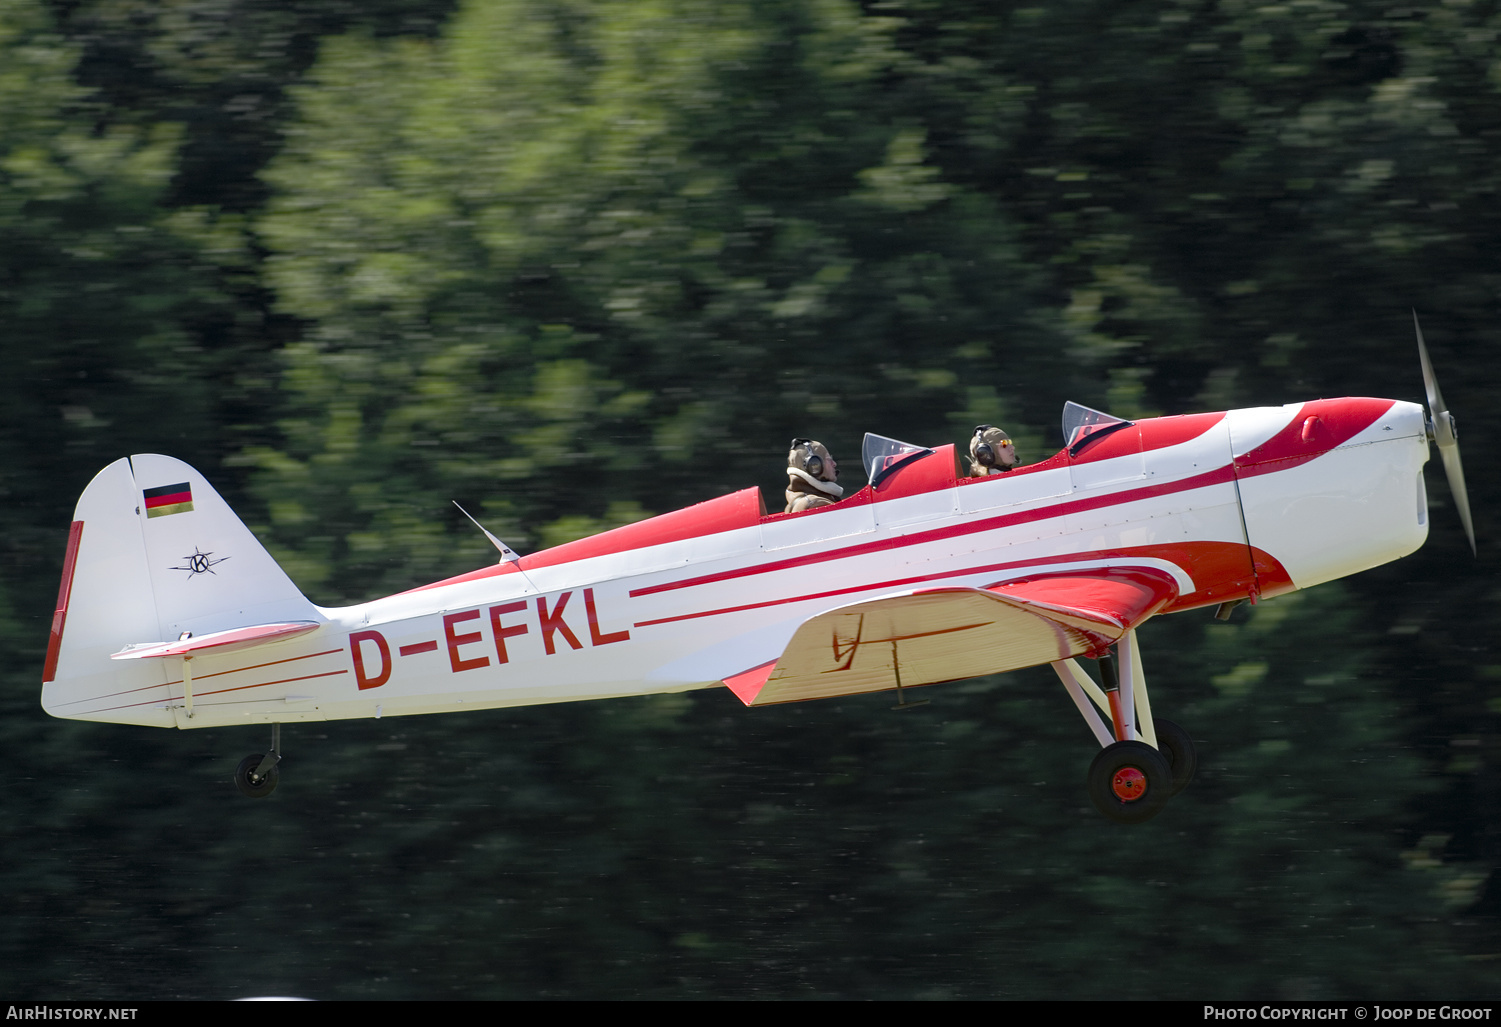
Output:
left=970, top=425, right=1017, bottom=475
left=788, top=438, right=838, bottom=482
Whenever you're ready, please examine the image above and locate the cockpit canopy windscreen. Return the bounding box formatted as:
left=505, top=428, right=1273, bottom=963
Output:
left=861, top=433, right=934, bottom=489
left=1061, top=401, right=1134, bottom=454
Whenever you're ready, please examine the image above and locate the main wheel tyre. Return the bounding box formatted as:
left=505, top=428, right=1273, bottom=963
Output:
left=234, top=753, right=279, bottom=798
left=1087, top=740, right=1171, bottom=824
left=1153, top=719, right=1198, bottom=796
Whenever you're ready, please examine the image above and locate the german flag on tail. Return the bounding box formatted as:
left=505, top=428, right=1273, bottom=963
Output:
left=143, top=482, right=193, bottom=518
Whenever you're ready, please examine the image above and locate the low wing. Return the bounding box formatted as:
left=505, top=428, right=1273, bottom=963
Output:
left=725, top=569, right=1177, bottom=707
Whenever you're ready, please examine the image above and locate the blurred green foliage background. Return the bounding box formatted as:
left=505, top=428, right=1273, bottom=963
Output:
left=2, top=0, right=1499, bottom=999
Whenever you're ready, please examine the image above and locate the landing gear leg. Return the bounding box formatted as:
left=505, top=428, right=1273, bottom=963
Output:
left=1051, top=630, right=1193, bottom=822
left=233, top=723, right=282, bottom=798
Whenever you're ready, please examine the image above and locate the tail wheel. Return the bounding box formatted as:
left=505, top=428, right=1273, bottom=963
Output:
left=1153, top=719, right=1198, bottom=796
left=1087, top=740, right=1171, bottom=824
left=234, top=753, right=279, bottom=798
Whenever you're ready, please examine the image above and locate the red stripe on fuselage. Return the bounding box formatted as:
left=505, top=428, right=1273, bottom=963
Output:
left=80, top=669, right=349, bottom=715
left=47, top=648, right=348, bottom=709
left=402, top=486, right=766, bottom=594
left=632, top=541, right=1283, bottom=629
left=631, top=464, right=1240, bottom=600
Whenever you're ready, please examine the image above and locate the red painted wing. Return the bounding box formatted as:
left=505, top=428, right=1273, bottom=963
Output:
left=727, top=568, right=1178, bottom=706
left=983, top=567, right=1181, bottom=632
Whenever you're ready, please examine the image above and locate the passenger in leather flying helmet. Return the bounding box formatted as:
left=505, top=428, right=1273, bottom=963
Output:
left=785, top=438, right=844, bottom=513
left=968, top=424, right=1018, bottom=476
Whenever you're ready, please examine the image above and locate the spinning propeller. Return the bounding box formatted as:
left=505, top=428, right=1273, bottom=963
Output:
left=1414, top=311, right=1477, bottom=555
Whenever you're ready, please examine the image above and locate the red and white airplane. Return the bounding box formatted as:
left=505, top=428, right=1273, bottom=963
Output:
left=40, top=318, right=1474, bottom=822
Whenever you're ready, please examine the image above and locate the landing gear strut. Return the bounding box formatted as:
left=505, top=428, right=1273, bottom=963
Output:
left=234, top=723, right=282, bottom=798
left=1052, top=630, right=1198, bottom=824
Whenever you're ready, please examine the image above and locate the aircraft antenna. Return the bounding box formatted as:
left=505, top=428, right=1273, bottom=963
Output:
left=453, top=501, right=540, bottom=592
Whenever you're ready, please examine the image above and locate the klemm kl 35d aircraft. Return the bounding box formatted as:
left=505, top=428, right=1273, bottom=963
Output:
left=41, top=317, right=1475, bottom=822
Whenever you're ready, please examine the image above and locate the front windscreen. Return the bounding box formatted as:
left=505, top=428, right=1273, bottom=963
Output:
left=1062, top=401, right=1133, bottom=451
left=862, top=433, right=933, bottom=489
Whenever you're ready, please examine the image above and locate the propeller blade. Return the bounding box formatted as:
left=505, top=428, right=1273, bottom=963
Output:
left=1415, top=310, right=1445, bottom=415
left=1414, top=311, right=1476, bottom=555
left=1438, top=442, right=1476, bottom=556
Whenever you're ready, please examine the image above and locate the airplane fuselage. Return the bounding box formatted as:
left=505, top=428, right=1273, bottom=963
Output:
left=42, top=396, right=1430, bottom=729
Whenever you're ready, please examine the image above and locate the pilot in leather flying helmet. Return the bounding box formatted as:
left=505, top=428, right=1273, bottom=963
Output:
left=785, top=438, right=844, bottom=513
left=968, top=424, right=1018, bottom=476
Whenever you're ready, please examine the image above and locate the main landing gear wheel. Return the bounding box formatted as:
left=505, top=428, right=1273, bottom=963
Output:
left=1088, top=740, right=1171, bottom=824
left=1153, top=718, right=1198, bottom=796
left=234, top=753, right=279, bottom=798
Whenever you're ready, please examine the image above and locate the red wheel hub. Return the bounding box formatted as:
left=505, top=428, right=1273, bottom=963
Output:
left=1111, top=766, right=1147, bottom=802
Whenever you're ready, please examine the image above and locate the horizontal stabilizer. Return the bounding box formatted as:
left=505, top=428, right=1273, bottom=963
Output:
left=111, top=621, right=321, bottom=661
left=728, top=568, right=1178, bottom=706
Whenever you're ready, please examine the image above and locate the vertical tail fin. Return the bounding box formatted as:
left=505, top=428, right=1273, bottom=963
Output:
left=41, top=455, right=321, bottom=726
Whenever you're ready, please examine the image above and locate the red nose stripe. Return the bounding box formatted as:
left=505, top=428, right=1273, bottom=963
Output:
left=1236, top=398, right=1393, bottom=475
